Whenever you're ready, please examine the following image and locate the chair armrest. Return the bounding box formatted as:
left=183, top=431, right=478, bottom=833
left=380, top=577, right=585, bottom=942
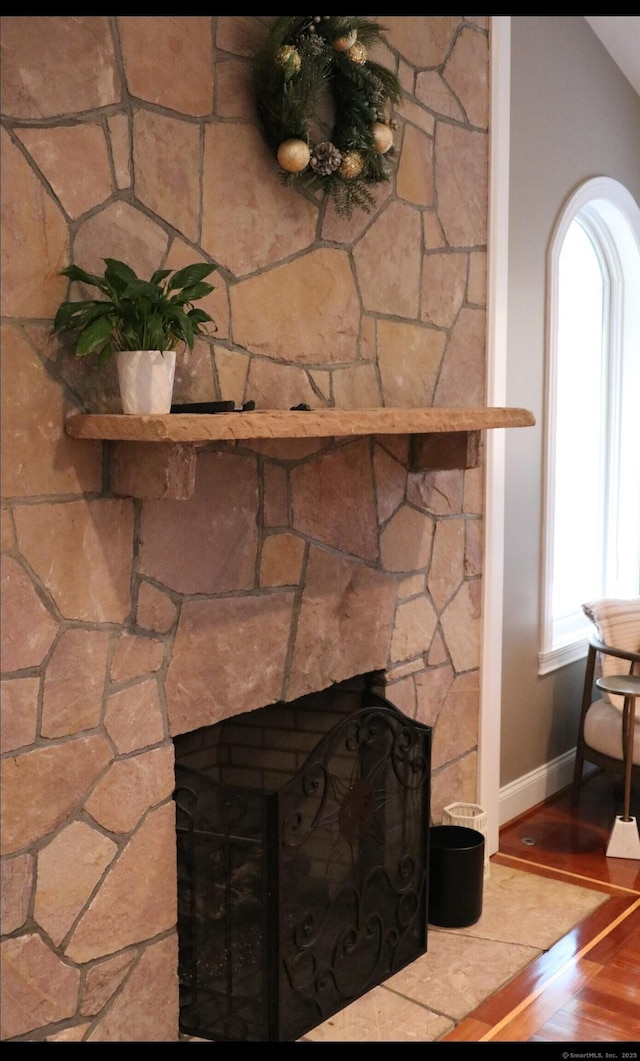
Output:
left=589, top=635, right=640, bottom=665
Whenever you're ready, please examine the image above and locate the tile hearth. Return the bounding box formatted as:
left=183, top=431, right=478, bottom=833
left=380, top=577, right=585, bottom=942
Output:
left=300, top=862, right=606, bottom=1042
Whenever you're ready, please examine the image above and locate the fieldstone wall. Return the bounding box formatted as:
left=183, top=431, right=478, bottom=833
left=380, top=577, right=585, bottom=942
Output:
left=0, top=16, right=489, bottom=1041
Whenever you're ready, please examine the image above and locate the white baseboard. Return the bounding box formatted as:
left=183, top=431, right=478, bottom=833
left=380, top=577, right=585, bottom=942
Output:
left=498, top=749, right=597, bottom=828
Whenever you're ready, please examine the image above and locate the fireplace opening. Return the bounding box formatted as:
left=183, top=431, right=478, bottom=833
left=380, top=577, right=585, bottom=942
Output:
left=173, top=675, right=432, bottom=1042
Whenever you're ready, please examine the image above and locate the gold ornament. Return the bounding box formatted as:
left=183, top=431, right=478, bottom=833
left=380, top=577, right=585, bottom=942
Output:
left=276, top=45, right=301, bottom=74
left=339, top=151, right=364, bottom=179
left=333, top=29, right=357, bottom=52
left=347, top=41, right=367, bottom=65
left=276, top=138, right=311, bottom=173
left=372, top=122, right=393, bottom=154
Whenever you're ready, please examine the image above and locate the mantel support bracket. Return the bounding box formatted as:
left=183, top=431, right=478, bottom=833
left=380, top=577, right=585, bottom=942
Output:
left=409, top=431, right=481, bottom=472
left=109, top=441, right=197, bottom=500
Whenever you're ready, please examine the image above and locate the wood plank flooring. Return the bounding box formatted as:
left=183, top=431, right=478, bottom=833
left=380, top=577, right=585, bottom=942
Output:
left=441, top=771, right=640, bottom=1043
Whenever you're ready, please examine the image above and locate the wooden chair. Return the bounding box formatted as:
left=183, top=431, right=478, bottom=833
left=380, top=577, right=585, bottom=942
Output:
left=573, top=628, right=640, bottom=802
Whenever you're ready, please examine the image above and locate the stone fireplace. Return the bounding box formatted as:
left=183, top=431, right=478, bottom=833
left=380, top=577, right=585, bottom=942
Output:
left=1, top=419, right=497, bottom=1042
left=0, top=16, right=514, bottom=1042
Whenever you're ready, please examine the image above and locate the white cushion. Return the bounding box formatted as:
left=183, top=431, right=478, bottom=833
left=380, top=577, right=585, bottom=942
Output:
left=582, top=597, right=640, bottom=710
left=584, top=698, right=640, bottom=765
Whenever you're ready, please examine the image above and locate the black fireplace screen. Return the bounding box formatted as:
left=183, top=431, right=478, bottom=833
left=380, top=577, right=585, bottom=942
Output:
left=173, top=677, right=431, bottom=1042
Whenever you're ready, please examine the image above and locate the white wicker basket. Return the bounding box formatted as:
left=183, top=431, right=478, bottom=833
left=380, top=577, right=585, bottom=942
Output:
left=442, top=802, right=490, bottom=878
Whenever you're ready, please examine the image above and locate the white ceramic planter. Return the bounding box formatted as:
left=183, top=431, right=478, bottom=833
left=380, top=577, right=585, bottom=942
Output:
left=116, top=350, right=176, bottom=414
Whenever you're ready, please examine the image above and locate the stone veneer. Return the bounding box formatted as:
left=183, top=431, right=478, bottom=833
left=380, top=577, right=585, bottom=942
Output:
left=0, top=16, right=490, bottom=1041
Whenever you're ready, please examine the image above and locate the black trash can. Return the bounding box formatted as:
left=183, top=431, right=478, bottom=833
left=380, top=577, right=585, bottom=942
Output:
left=428, top=825, right=484, bottom=928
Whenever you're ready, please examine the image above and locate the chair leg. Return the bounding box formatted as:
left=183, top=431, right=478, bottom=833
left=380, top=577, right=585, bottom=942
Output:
left=621, top=694, right=635, bottom=822
left=572, top=643, right=597, bottom=805
left=571, top=749, right=584, bottom=804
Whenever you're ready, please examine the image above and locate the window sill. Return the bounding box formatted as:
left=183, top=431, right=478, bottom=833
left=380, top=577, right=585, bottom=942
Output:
left=538, top=638, right=588, bottom=675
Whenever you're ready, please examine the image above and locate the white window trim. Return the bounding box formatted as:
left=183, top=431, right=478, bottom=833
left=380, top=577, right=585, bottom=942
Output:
left=539, top=177, right=640, bottom=675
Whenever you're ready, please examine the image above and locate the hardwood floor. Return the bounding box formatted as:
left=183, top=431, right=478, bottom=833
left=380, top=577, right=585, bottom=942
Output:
left=441, top=770, right=640, bottom=1043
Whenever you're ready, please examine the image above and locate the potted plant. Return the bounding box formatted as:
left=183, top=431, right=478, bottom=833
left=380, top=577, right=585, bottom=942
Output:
left=52, top=257, right=217, bottom=414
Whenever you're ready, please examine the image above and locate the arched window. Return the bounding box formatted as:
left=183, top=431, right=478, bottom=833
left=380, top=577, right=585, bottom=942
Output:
left=539, top=177, right=640, bottom=673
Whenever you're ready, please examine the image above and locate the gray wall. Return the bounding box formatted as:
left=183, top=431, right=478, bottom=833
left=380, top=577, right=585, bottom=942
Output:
left=501, top=16, right=640, bottom=787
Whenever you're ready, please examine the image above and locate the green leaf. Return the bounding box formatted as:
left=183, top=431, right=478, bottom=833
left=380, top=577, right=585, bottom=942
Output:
left=167, top=263, right=217, bottom=292
left=53, top=301, right=79, bottom=332
left=102, top=259, right=141, bottom=300
left=61, top=264, right=106, bottom=289
left=75, top=314, right=117, bottom=357
left=104, top=259, right=139, bottom=285
left=143, top=315, right=170, bottom=351
left=187, top=308, right=215, bottom=327
left=54, top=300, right=112, bottom=335
left=171, top=281, right=214, bottom=306
left=122, top=279, right=165, bottom=303
left=150, top=268, right=173, bottom=286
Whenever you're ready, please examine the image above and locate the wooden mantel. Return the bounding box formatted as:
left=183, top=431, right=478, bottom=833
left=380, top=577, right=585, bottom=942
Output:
left=65, top=406, right=534, bottom=443
left=65, top=406, right=535, bottom=500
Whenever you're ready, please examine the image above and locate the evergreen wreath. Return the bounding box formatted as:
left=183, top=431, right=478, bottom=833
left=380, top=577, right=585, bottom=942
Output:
left=253, top=16, right=402, bottom=218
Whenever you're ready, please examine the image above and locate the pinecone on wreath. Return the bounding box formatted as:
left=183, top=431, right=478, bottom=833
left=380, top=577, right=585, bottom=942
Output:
left=297, top=26, right=326, bottom=56
left=310, top=141, right=342, bottom=176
